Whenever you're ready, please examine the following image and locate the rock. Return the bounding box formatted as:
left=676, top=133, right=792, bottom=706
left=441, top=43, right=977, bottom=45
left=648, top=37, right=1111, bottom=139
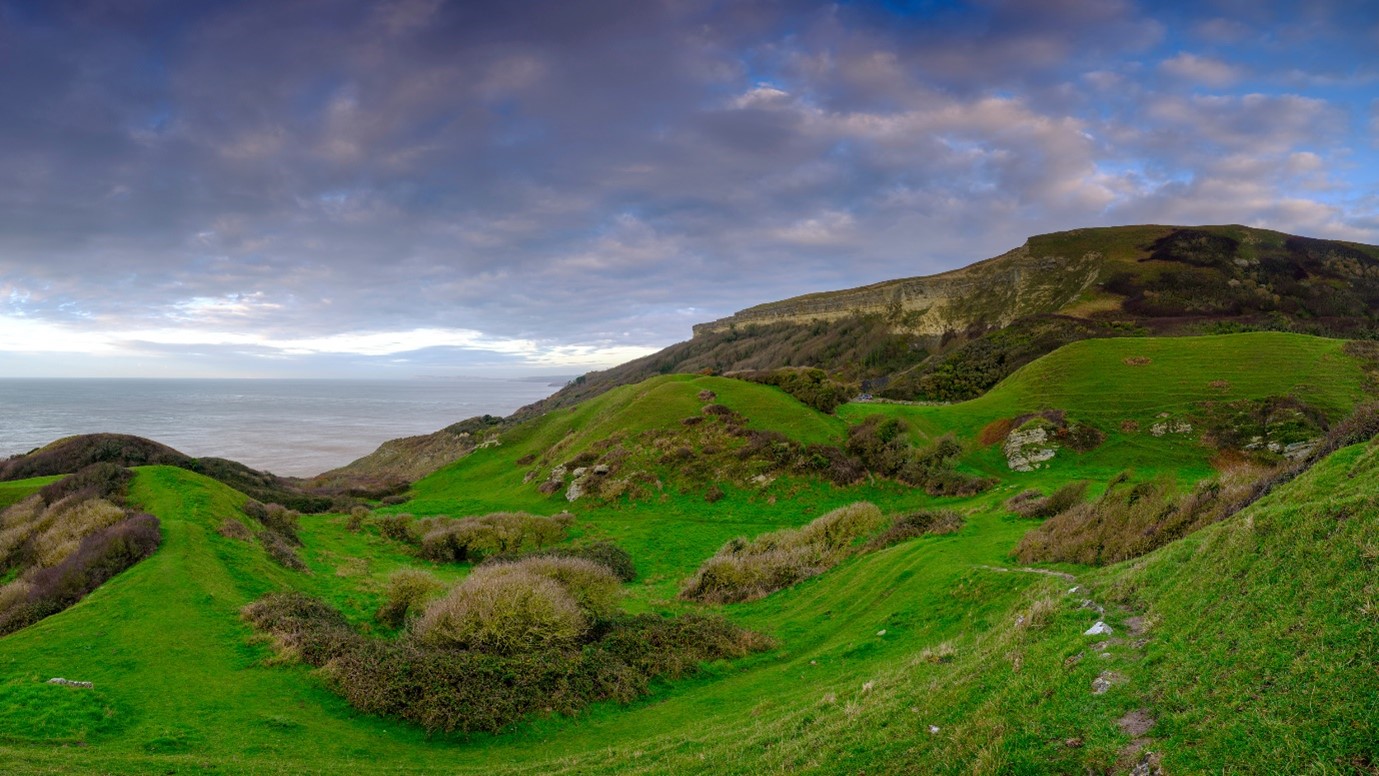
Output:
left=1091, top=670, right=1124, bottom=695
left=1003, top=426, right=1058, bottom=471
left=565, top=480, right=585, bottom=502
left=1084, top=621, right=1113, bottom=636
left=751, top=474, right=774, bottom=487
left=927, top=725, right=940, bottom=735
left=593, top=464, right=610, bottom=475
left=550, top=465, right=568, bottom=479
left=46, top=678, right=93, bottom=689
left=1283, top=439, right=1319, bottom=460
left=876, top=629, right=887, bottom=637
left=571, top=467, right=588, bottom=478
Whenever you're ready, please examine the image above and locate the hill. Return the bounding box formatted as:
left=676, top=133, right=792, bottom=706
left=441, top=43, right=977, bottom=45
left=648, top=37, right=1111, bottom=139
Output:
left=522, top=224, right=1379, bottom=415
left=0, top=331, right=1374, bottom=772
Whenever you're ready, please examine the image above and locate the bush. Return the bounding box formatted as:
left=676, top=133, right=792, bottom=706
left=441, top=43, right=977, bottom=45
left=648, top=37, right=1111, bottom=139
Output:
left=704, top=484, right=725, bottom=503
left=865, top=509, right=965, bottom=550
left=241, top=591, right=360, bottom=664
left=246, top=593, right=773, bottom=735
left=681, top=502, right=885, bottom=603
left=217, top=518, right=253, bottom=541
left=414, top=569, right=586, bottom=655
left=481, top=556, right=622, bottom=620
left=375, top=569, right=444, bottom=629
left=1005, top=481, right=1089, bottom=519
left=480, top=541, right=637, bottom=582
left=374, top=514, right=419, bottom=544
left=0, top=514, right=161, bottom=636
left=417, top=512, right=572, bottom=563
left=346, top=506, right=369, bottom=532
left=259, top=530, right=307, bottom=571
left=37, top=462, right=133, bottom=505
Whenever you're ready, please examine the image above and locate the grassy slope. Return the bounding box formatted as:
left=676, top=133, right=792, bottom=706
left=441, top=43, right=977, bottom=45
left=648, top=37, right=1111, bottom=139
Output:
left=0, top=476, right=60, bottom=510
left=0, top=333, right=1372, bottom=773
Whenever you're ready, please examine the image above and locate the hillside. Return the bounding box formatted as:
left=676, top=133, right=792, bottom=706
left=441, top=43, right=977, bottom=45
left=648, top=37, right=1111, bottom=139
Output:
left=0, top=332, right=1375, bottom=773
left=523, top=224, right=1379, bottom=415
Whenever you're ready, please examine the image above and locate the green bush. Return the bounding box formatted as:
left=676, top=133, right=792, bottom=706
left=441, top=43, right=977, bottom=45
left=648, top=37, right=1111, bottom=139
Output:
left=417, top=512, right=572, bottom=563
left=482, top=556, right=622, bottom=620
left=375, top=569, right=444, bottom=629
left=247, top=593, right=772, bottom=735
left=374, top=514, right=419, bottom=544
left=414, top=569, right=586, bottom=654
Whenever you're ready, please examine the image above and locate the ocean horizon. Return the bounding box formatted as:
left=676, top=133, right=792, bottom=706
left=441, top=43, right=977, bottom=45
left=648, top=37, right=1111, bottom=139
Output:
left=0, top=377, right=562, bottom=478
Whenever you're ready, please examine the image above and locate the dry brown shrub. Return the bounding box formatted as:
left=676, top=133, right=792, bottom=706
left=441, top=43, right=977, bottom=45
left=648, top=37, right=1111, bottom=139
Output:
left=681, top=502, right=884, bottom=603
left=977, top=418, right=1015, bottom=446
left=217, top=518, right=253, bottom=541
left=1123, top=356, right=1152, bottom=366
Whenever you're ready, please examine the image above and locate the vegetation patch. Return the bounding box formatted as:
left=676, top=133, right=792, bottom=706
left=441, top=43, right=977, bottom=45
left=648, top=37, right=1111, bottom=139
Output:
left=680, top=502, right=886, bottom=603
left=244, top=561, right=771, bottom=734
left=479, top=541, right=637, bottom=582
left=417, top=512, right=572, bottom=563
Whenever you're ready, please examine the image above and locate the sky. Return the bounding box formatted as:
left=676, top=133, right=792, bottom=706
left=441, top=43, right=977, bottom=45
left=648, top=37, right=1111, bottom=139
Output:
left=1, top=0, right=1377, bottom=378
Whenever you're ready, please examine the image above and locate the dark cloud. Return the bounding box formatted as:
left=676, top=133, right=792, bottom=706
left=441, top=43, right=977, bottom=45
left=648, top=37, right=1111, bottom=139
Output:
left=0, top=0, right=1375, bottom=376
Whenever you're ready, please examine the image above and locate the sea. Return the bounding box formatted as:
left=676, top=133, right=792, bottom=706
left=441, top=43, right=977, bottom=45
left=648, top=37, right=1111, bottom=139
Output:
left=0, top=378, right=562, bottom=478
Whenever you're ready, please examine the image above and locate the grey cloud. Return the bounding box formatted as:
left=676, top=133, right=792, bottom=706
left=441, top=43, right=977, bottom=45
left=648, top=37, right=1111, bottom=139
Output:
left=0, top=0, right=1375, bottom=376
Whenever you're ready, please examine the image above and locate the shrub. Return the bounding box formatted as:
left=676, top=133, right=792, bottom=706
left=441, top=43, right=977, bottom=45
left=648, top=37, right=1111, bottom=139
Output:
left=246, top=594, right=773, bottom=735
left=413, top=569, right=586, bottom=655
left=480, top=556, right=622, bottom=620
left=418, top=512, right=571, bottom=563
left=259, top=530, right=307, bottom=571
left=29, top=496, right=128, bottom=568
left=374, top=514, right=419, bottom=544
left=704, top=485, right=725, bottom=503
left=346, top=505, right=369, bottom=532
left=681, top=502, right=885, bottom=603
left=241, top=591, right=360, bottom=664
left=217, top=518, right=253, bottom=541
left=37, top=462, right=133, bottom=505
left=865, top=509, right=965, bottom=550
left=1006, top=481, right=1089, bottom=519
left=0, top=514, right=161, bottom=636
left=480, top=541, right=637, bottom=582
left=375, top=569, right=444, bottom=629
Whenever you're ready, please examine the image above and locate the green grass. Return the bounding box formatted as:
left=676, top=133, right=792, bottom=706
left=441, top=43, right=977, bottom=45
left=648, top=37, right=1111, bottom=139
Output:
left=0, top=475, right=60, bottom=510
left=0, top=332, right=1373, bottom=773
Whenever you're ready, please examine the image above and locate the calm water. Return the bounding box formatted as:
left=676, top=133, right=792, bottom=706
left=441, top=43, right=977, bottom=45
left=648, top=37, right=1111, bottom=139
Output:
left=0, top=378, right=560, bottom=477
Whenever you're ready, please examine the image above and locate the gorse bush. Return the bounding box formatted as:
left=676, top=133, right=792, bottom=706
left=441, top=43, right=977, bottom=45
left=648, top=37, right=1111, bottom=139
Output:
left=0, top=513, right=160, bottom=636
left=245, top=500, right=305, bottom=569
left=417, top=512, right=572, bottom=563
left=1005, top=481, right=1089, bottom=519
left=245, top=592, right=771, bottom=735
left=479, top=540, right=637, bottom=582
left=375, top=569, right=445, bottom=629
left=374, top=513, right=418, bottom=543
left=864, top=509, right=965, bottom=551
left=681, top=502, right=885, bottom=603
left=414, top=556, right=621, bottom=654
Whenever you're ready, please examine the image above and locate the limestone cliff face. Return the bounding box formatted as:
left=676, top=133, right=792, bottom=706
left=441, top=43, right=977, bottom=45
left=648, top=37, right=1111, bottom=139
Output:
left=692, top=242, right=1103, bottom=338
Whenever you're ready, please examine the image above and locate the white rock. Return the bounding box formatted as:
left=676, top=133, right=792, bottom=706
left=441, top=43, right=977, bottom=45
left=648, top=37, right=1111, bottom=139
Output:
left=876, top=629, right=887, bottom=637
left=1084, top=621, right=1113, bottom=636
left=928, top=725, right=940, bottom=734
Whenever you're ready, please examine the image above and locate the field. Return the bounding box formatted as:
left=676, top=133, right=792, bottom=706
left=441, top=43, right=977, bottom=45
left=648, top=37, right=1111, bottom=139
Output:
left=0, top=332, right=1375, bottom=774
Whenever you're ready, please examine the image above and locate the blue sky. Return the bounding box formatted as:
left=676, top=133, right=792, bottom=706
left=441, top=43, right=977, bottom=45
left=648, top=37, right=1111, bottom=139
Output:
left=1, top=0, right=1376, bottom=377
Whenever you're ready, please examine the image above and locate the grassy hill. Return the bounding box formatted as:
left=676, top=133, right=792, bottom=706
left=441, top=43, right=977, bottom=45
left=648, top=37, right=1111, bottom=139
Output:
left=0, top=332, right=1375, bottom=773
left=521, top=224, right=1379, bottom=416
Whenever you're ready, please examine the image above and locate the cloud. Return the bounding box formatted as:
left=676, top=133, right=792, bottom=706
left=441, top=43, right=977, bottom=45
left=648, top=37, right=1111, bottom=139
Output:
left=0, top=0, right=1374, bottom=377
left=1159, top=53, right=1243, bottom=87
